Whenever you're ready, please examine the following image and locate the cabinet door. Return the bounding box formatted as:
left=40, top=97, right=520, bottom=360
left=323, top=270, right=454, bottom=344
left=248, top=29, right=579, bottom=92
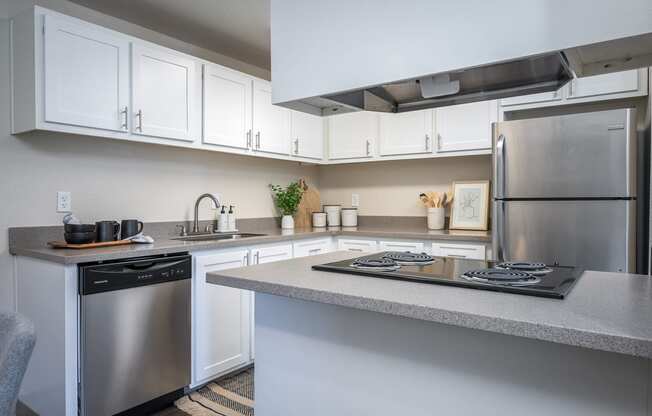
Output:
left=337, top=238, right=378, bottom=253
left=567, top=70, right=640, bottom=100
left=500, top=90, right=563, bottom=107
left=193, top=249, right=251, bottom=385
left=252, top=80, right=291, bottom=155
left=435, top=100, right=497, bottom=152
left=291, top=111, right=324, bottom=160
left=249, top=243, right=293, bottom=360
left=43, top=14, right=129, bottom=132
left=132, top=44, right=196, bottom=141
left=379, top=110, right=433, bottom=156
left=379, top=240, right=425, bottom=252
left=327, top=112, right=377, bottom=160
left=432, top=242, right=486, bottom=260
left=203, top=64, right=252, bottom=150
left=293, top=238, right=333, bottom=257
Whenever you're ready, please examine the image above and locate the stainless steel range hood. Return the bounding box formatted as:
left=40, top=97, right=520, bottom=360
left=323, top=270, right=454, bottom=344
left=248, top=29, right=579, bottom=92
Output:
left=321, top=52, right=573, bottom=114
left=271, top=0, right=652, bottom=116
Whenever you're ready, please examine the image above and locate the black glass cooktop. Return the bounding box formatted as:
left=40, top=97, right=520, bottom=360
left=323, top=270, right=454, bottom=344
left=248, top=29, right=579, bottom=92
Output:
left=312, top=252, right=581, bottom=299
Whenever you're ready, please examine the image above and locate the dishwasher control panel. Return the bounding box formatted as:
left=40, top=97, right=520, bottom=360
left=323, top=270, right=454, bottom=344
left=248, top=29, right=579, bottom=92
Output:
left=79, top=253, right=191, bottom=295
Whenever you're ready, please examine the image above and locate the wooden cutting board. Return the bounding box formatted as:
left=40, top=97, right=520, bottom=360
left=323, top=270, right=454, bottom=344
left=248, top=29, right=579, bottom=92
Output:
left=48, top=240, right=134, bottom=249
left=295, top=178, right=321, bottom=228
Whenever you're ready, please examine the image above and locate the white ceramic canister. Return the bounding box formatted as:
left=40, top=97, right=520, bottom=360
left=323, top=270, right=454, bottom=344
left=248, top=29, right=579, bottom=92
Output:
left=341, top=207, right=358, bottom=227
left=427, top=207, right=445, bottom=230
left=312, top=212, right=327, bottom=227
left=323, top=204, right=341, bottom=226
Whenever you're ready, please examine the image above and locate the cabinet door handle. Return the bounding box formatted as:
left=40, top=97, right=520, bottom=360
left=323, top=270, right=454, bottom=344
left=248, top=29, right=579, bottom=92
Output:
left=136, top=110, right=143, bottom=131
left=246, top=130, right=252, bottom=148
left=425, top=134, right=430, bottom=150
left=244, top=253, right=249, bottom=265
left=254, top=251, right=260, bottom=264
left=348, top=248, right=363, bottom=252
left=366, top=140, right=371, bottom=156
left=256, top=131, right=261, bottom=148
left=120, top=106, right=128, bottom=130
left=446, top=254, right=467, bottom=259
left=568, top=80, right=574, bottom=97
left=294, top=138, right=299, bottom=154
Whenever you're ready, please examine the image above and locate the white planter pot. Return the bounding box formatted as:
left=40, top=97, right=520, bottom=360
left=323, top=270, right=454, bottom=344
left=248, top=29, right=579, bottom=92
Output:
left=281, top=215, right=295, bottom=229
left=427, top=207, right=445, bottom=230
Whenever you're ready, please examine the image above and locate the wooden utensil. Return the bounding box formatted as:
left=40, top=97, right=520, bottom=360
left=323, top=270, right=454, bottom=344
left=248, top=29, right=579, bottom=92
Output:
left=294, top=178, right=321, bottom=228
left=48, top=240, right=134, bottom=249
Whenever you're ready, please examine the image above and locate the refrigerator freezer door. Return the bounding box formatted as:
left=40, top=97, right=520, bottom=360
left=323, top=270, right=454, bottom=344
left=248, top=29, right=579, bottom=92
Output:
left=493, top=200, right=635, bottom=273
left=493, top=109, right=636, bottom=198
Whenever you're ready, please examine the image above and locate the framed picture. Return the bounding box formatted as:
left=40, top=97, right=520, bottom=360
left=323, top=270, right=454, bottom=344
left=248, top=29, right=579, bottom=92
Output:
left=450, top=180, right=490, bottom=230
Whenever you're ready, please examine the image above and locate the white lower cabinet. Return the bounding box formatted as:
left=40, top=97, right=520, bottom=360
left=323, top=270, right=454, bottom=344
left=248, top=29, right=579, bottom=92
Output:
left=337, top=238, right=378, bottom=253
left=192, top=248, right=251, bottom=386
left=293, top=238, right=333, bottom=257
left=432, top=242, right=486, bottom=260
left=248, top=243, right=293, bottom=360
left=379, top=240, right=425, bottom=253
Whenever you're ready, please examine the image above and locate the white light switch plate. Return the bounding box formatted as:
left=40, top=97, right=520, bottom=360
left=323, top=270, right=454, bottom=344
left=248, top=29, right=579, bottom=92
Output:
left=351, top=193, right=360, bottom=207
left=57, top=191, right=71, bottom=212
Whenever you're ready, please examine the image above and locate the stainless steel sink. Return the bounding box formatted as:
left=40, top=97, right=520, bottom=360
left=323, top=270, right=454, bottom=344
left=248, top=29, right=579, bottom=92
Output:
left=172, top=233, right=267, bottom=242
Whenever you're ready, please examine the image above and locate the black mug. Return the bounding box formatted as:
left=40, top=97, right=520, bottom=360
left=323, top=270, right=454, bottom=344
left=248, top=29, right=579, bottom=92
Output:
left=121, top=219, right=144, bottom=240
left=96, top=221, right=120, bottom=242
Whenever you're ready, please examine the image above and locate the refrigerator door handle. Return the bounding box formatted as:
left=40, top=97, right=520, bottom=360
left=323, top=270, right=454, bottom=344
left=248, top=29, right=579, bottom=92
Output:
left=496, top=134, right=506, bottom=198
left=495, top=202, right=506, bottom=262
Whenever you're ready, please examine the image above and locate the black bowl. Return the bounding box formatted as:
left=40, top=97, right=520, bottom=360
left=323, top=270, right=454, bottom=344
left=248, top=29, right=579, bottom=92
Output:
left=64, top=232, right=96, bottom=244
left=64, top=223, right=96, bottom=233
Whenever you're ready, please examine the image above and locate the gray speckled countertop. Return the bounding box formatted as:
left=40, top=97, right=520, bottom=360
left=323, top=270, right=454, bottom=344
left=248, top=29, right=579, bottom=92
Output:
left=9, top=223, right=490, bottom=264
left=207, top=251, right=652, bottom=359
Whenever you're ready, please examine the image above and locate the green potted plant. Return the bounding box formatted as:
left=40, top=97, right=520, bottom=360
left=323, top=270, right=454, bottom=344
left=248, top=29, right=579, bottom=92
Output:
left=270, top=182, right=304, bottom=229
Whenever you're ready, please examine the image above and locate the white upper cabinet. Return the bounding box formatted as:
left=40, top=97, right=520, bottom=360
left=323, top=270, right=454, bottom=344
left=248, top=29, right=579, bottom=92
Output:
left=327, top=112, right=378, bottom=160
left=379, top=110, right=434, bottom=156
left=499, top=69, right=648, bottom=110
left=252, top=80, right=291, bottom=155
left=567, top=70, right=641, bottom=100
left=500, top=90, right=563, bottom=107
left=435, top=100, right=498, bottom=153
left=290, top=111, right=324, bottom=160
left=132, top=44, right=197, bottom=142
left=203, top=64, right=252, bottom=150
left=42, top=14, right=130, bottom=132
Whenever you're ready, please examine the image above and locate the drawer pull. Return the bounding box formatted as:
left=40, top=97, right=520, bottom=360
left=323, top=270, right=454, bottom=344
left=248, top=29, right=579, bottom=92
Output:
left=446, top=254, right=467, bottom=258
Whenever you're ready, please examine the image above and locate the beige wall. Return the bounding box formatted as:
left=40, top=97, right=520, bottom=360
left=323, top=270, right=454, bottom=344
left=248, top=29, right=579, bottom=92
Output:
left=318, top=156, right=492, bottom=217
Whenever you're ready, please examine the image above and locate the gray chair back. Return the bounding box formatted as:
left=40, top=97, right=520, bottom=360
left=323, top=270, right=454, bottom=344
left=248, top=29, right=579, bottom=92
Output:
left=0, top=312, right=36, bottom=416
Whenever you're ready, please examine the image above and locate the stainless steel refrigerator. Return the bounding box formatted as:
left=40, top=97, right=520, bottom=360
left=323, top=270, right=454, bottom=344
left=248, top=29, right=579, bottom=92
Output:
left=492, top=109, right=637, bottom=273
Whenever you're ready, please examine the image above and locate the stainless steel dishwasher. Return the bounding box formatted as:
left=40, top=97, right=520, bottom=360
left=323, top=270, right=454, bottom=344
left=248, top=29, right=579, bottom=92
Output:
left=79, top=253, right=191, bottom=416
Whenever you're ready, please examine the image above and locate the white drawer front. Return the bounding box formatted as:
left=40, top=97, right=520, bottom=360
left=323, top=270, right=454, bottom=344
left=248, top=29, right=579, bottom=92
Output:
left=433, top=243, right=486, bottom=260
left=293, top=238, right=333, bottom=258
left=378, top=241, right=425, bottom=253
left=337, top=238, right=378, bottom=253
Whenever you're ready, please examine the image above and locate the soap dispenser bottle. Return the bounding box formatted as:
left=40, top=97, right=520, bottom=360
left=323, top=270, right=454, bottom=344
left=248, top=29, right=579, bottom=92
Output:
left=227, top=205, right=236, bottom=231
left=218, top=205, right=228, bottom=232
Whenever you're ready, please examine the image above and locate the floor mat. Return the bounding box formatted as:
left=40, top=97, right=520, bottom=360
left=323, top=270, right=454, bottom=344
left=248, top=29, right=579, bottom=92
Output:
left=173, top=368, right=254, bottom=416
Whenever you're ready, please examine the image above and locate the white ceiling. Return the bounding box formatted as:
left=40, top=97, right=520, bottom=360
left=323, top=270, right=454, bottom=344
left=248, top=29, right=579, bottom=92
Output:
left=68, top=0, right=271, bottom=69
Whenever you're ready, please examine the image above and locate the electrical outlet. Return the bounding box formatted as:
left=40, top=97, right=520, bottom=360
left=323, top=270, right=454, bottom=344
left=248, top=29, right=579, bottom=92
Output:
left=57, top=191, right=71, bottom=212
left=351, top=193, right=360, bottom=207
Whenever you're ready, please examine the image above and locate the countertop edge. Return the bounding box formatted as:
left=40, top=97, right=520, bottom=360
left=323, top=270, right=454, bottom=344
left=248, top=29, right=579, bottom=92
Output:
left=207, top=273, right=652, bottom=359
left=10, top=229, right=490, bottom=264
